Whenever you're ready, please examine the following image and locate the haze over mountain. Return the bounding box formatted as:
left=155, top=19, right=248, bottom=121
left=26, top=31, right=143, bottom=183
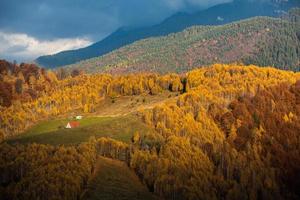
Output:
left=36, top=0, right=299, bottom=68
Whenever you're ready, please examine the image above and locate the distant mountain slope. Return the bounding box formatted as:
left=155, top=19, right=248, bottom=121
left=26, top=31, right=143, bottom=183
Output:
left=62, top=11, right=300, bottom=74
left=35, top=0, right=298, bottom=68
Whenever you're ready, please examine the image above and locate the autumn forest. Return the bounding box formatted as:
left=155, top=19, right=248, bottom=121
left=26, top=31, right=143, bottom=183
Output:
left=0, top=58, right=300, bottom=199
left=1, top=2, right=300, bottom=200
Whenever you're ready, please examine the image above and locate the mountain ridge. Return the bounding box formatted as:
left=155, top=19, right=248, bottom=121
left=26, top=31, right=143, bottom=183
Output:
left=35, top=0, right=298, bottom=68
left=60, top=12, right=300, bottom=74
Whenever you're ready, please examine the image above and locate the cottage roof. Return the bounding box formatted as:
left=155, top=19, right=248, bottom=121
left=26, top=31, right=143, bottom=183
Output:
left=68, top=121, right=80, bottom=128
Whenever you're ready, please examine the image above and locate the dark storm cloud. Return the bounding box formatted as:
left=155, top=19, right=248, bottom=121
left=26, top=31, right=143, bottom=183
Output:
left=0, top=0, right=236, bottom=61
left=0, top=0, right=233, bottom=41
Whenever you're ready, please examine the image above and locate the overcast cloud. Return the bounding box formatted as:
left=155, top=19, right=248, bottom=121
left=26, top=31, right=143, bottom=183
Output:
left=0, top=32, right=92, bottom=62
left=0, top=0, right=234, bottom=62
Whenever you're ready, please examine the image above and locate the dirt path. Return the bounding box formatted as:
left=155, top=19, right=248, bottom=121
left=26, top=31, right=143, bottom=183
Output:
left=94, top=92, right=179, bottom=118
left=82, top=156, right=158, bottom=200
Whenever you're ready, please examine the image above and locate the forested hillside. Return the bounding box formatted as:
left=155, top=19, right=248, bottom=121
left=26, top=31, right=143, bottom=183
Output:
left=63, top=9, right=300, bottom=74
left=0, top=60, right=57, bottom=107
left=0, top=60, right=183, bottom=140
left=134, top=64, right=300, bottom=199
left=1, top=61, right=300, bottom=199
left=35, top=0, right=298, bottom=68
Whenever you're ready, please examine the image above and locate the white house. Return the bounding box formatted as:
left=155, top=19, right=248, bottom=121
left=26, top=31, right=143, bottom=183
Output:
left=76, top=115, right=82, bottom=120
left=66, top=123, right=72, bottom=129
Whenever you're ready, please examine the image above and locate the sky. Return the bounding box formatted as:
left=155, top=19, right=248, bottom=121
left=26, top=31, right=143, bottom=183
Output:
left=0, top=0, right=234, bottom=62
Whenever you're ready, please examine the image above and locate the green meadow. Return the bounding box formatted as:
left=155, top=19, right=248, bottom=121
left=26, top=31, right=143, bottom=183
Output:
left=9, top=115, right=153, bottom=145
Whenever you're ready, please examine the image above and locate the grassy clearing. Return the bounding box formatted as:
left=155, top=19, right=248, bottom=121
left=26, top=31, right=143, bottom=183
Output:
left=93, top=91, right=178, bottom=116
left=82, top=157, right=157, bottom=200
left=7, top=93, right=174, bottom=145
left=9, top=115, right=154, bottom=145
left=16, top=117, right=110, bottom=138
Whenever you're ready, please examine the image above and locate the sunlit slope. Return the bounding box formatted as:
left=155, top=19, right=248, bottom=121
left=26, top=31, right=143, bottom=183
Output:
left=8, top=115, right=155, bottom=145
left=0, top=72, right=182, bottom=139
left=7, top=92, right=174, bottom=145
left=1, top=64, right=299, bottom=141
left=134, top=64, right=300, bottom=199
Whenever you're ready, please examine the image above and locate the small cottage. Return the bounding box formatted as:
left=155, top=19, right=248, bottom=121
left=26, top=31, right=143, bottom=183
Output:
left=65, top=121, right=80, bottom=129
left=76, top=115, right=82, bottom=120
